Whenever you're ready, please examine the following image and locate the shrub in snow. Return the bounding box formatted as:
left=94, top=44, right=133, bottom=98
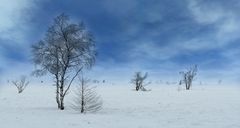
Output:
left=179, top=65, right=198, bottom=90
left=72, top=77, right=102, bottom=113
left=12, top=75, right=29, bottom=93
left=131, top=72, right=151, bottom=91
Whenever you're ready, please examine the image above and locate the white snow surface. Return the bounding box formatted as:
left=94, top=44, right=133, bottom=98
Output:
left=0, top=84, right=240, bottom=128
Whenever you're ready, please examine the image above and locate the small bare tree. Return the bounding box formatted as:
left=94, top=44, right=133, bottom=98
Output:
left=72, top=76, right=102, bottom=113
left=218, top=79, right=222, bottom=85
left=179, top=65, right=198, bottom=90
left=12, top=75, right=29, bottom=93
left=131, top=72, right=150, bottom=91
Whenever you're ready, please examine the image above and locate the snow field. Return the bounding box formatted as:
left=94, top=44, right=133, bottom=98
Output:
left=0, top=85, right=239, bottom=128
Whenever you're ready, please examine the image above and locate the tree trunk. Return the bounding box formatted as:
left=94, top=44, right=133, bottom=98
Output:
left=186, top=83, right=190, bottom=90
left=55, top=75, right=61, bottom=109
left=136, top=85, right=139, bottom=91
left=81, top=80, right=84, bottom=113
left=60, top=97, right=64, bottom=110
left=81, top=100, right=84, bottom=113
left=59, top=86, right=65, bottom=110
left=56, top=87, right=60, bottom=109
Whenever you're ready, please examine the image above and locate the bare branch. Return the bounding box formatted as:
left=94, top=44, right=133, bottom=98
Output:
left=63, top=67, right=83, bottom=97
left=12, top=75, right=29, bottom=93
left=71, top=76, right=102, bottom=113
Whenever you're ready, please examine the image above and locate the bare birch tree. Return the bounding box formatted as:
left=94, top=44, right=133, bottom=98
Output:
left=12, top=75, right=29, bottom=93
left=32, top=13, right=96, bottom=110
left=179, top=65, right=198, bottom=90
left=72, top=76, right=102, bottom=113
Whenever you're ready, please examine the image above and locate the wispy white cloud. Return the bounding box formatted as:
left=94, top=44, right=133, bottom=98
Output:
left=127, top=0, right=240, bottom=60
left=0, top=0, right=42, bottom=80
left=188, top=0, right=240, bottom=44
left=0, top=0, right=39, bottom=42
left=188, top=0, right=226, bottom=24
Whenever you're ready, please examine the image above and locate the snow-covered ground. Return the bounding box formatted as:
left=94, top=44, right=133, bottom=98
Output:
left=0, top=84, right=240, bottom=128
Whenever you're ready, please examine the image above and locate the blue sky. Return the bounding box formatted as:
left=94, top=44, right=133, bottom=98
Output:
left=0, top=0, right=240, bottom=85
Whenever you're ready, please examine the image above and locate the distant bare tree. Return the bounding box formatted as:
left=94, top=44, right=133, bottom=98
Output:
left=179, top=65, right=198, bottom=90
left=218, top=79, right=222, bottom=85
left=12, top=75, right=29, bottom=93
left=72, top=76, right=102, bottom=113
left=131, top=72, right=150, bottom=91
left=166, top=81, right=170, bottom=85
left=32, top=13, right=96, bottom=110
